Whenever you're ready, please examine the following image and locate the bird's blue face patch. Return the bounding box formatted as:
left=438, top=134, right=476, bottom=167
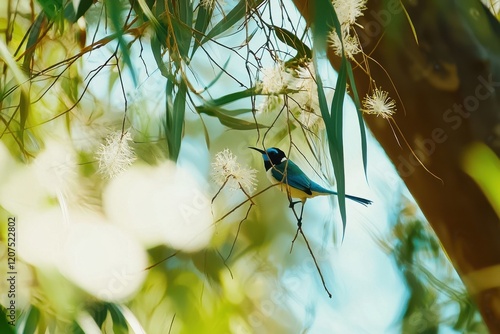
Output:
left=267, top=148, right=279, bottom=155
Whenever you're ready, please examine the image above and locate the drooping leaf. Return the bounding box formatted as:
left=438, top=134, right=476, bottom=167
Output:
left=311, top=0, right=350, bottom=239
left=137, top=0, right=167, bottom=41
left=346, top=61, right=368, bottom=179
left=105, top=0, right=137, bottom=86
left=175, top=0, right=194, bottom=59
left=64, top=0, right=94, bottom=22
left=89, top=303, right=109, bottom=329
left=330, top=57, right=348, bottom=238
left=165, top=80, right=187, bottom=161
left=201, top=0, right=264, bottom=45
left=191, top=3, right=215, bottom=57
left=151, top=35, right=171, bottom=79
left=207, top=87, right=257, bottom=106
left=108, top=304, right=129, bottom=334
left=202, top=57, right=231, bottom=91
left=0, top=307, right=15, bottom=334
left=21, top=306, right=40, bottom=334
left=37, top=0, right=63, bottom=20
left=197, top=105, right=267, bottom=130
left=273, top=25, right=311, bottom=59
left=19, top=12, right=45, bottom=148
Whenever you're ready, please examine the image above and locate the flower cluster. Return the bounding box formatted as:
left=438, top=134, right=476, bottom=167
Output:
left=259, top=62, right=294, bottom=95
left=328, top=0, right=367, bottom=59
left=211, top=149, right=257, bottom=193
left=258, top=62, right=328, bottom=131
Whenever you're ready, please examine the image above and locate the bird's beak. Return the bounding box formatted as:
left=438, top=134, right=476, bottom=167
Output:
left=248, top=147, right=266, bottom=154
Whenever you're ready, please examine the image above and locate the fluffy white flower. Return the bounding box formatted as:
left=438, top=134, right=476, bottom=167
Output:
left=96, top=131, right=136, bottom=178
left=328, top=28, right=361, bottom=59
left=332, top=0, right=367, bottom=26
left=362, top=87, right=396, bottom=119
left=211, top=149, right=257, bottom=193
left=259, top=63, right=293, bottom=95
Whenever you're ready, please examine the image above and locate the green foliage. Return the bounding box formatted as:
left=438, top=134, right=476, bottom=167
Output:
left=387, top=218, right=486, bottom=333
left=0, top=0, right=486, bottom=333
left=0, top=308, right=15, bottom=334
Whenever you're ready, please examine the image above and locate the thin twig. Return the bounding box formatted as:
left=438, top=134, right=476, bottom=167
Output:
left=144, top=251, right=178, bottom=271
left=297, top=225, right=332, bottom=298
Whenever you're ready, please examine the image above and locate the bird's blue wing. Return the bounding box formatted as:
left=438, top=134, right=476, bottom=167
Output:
left=271, top=160, right=313, bottom=195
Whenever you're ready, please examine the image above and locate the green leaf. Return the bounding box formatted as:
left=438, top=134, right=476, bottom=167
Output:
left=165, top=0, right=194, bottom=60
left=90, top=303, right=109, bottom=329
left=331, top=57, right=348, bottom=239
left=108, top=304, right=129, bottom=334
left=201, top=0, right=263, bottom=45
left=19, top=12, right=45, bottom=147
left=151, top=35, right=171, bottom=79
left=312, top=0, right=350, bottom=239
left=313, top=60, right=348, bottom=239
left=64, top=0, right=94, bottom=23
left=138, top=0, right=167, bottom=41
left=207, top=87, right=257, bottom=106
left=312, top=0, right=341, bottom=51
left=37, top=0, right=63, bottom=20
left=22, top=306, right=40, bottom=334
left=0, top=307, right=15, bottom=334
left=346, top=62, right=368, bottom=179
left=191, top=3, right=214, bottom=57
left=105, top=0, right=137, bottom=86
left=202, top=57, right=231, bottom=91
left=165, top=80, right=187, bottom=161
left=273, top=26, right=311, bottom=59
left=197, top=105, right=267, bottom=130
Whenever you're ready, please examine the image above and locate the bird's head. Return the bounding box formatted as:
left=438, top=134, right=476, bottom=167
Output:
left=249, top=147, right=287, bottom=170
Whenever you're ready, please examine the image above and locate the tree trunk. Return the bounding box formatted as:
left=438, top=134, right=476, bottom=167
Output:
left=293, top=0, right=500, bottom=331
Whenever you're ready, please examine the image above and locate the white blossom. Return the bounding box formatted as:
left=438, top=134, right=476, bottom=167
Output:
left=332, top=0, right=367, bottom=26
left=328, top=28, right=361, bottom=59
left=259, top=63, right=294, bottom=94
left=362, top=87, right=396, bottom=119
left=211, top=149, right=257, bottom=193
left=96, top=131, right=136, bottom=178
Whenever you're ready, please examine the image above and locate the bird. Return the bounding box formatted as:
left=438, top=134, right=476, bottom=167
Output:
left=249, top=147, right=372, bottom=225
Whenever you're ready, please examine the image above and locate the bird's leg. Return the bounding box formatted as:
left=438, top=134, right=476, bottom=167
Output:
left=298, top=200, right=305, bottom=226
left=290, top=200, right=306, bottom=253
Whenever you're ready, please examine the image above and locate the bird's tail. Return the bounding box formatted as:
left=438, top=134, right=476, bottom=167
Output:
left=345, top=194, right=373, bottom=206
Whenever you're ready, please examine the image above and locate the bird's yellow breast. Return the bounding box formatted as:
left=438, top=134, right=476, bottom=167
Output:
left=266, top=169, right=318, bottom=200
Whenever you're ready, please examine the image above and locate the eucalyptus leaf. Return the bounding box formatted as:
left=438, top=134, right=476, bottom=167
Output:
left=201, top=0, right=263, bottom=45
left=273, top=25, right=311, bottom=59
left=105, top=0, right=137, bottom=86
left=22, top=306, right=40, bottom=334
left=346, top=61, right=368, bottom=179
left=191, top=3, right=215, bottom=57
left=197, top=105, right=266, bottom=130
left=207, top=87, right=257, bottom=107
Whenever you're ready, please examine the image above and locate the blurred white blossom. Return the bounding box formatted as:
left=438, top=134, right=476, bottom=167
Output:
left=58, top=215, right=147, bottom=302
left=362, top=87, right=396, bottom=119
left=211, top=149, right=257, bottom=193
left=96, top=131, right=136, bottom=178
left=103, top=162, right=214, bottom=252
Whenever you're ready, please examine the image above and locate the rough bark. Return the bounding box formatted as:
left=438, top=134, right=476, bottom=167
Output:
left=293, top=0, right=500, bottom=331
